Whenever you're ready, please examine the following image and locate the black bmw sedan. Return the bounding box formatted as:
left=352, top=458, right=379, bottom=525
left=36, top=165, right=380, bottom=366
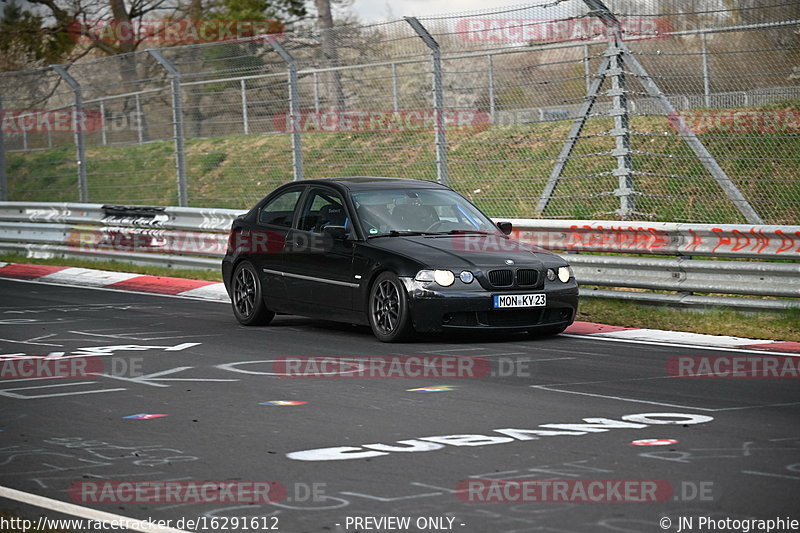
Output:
left=222, top=177, right=577, bottom=342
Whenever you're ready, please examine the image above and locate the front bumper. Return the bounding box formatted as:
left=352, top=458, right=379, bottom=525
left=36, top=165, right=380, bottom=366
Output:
left=402, top=278, right=578, bottom=333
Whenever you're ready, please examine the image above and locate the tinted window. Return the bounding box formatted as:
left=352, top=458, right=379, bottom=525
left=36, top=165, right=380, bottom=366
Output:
left=298, top=188, right=351, bottom=233
left=351, top=188, right=498, bottom=235
left=258, top=189, right=302, bottom=227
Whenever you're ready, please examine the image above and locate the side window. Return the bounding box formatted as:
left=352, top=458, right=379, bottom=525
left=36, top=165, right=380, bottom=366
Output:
left=298, top=188, right=351, bottom=233
left=258, top=189, right=302, bottom=227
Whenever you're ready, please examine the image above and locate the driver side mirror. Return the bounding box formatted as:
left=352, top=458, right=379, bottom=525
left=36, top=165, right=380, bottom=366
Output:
left=322, top=225, right=348, bottom=240
left=496, top=221, right=512, bottom=235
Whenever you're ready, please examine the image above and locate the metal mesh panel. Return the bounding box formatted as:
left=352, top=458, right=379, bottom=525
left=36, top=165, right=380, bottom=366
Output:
left=1, top=67, right=80, bottom=201
left=68, top=51, right=178, bottom=204
left=159, top=39, right=295, bottom=207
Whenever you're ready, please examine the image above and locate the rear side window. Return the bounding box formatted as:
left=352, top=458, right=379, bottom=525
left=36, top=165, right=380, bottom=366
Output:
left=298, top=188, right=351, bottom=233
left=258, top=189, right=302, bottom=227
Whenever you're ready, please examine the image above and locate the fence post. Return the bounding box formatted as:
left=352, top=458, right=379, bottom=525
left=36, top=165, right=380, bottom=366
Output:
left=269, top=38, right=304, bottom=181
left=100, top=100, right=107, bottom=145
left=702, top=32, right=711, bottom=107
left=0, top=96, right=6, bottom=201
left=487, top=54, right=496, bottom=124
left=391, top=63, right=399, bottom=112
left=135, top=93, right=144, bottom=145
left=52, top=65, right=88, bottom=203
left=241, top=79, right=249, bottom=135
left=607, top=39, right=634, bottom=219
left=584, top=44, right=592, bottom=93
left=405, top=16, right=449, bottom=186
left=147, top=49, right=188, bottom=206
left=313, top=72, right=321, bottom=113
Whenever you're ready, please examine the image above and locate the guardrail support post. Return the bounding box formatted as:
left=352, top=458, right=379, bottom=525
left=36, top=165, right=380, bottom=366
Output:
left=147, top=49, right=189, bottom=206
left=405, top=16, right=449, bottom=186
left=268, top=38, right=304, bottom=181
left=52, top=65, right=89, bottom=203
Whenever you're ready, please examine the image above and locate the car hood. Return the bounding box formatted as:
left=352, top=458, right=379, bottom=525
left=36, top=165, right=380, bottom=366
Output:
left=367, top=234, right=555, bottom=271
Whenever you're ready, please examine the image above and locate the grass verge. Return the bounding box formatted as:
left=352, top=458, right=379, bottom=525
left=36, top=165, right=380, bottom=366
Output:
left=2, top=253, right=798, bottom=341
left=7, top=101, right=800, bottom=224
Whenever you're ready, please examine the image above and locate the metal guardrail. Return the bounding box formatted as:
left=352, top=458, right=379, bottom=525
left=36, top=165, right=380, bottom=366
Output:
left=1, top=202, right=798, bottom=310
left=509, top=220, right=800, bottom=260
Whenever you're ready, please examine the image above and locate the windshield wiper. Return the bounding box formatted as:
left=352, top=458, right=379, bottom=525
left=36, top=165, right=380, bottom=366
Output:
left=446, top=229, right=491, bottom=235
left=419, top=230, right=494, bottom=237
left=367, top=230, right=438, bottom=238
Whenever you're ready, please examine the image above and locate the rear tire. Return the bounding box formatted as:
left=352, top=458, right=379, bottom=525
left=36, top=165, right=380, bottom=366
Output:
left=368, top=272, right=414, bottom=342
left=231, top=261, right=274, bottom=326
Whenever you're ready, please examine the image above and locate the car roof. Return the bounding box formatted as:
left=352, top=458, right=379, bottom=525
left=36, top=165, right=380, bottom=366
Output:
left=299, top=177, right=449, bottom=191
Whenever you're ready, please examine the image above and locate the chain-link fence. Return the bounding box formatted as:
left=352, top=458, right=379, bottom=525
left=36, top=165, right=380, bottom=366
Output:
left=1, top=0, right=799, bottom=223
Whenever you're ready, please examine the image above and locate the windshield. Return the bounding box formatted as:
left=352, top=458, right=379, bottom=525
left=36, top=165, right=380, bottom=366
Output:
left=351, top=188, right=500, bottom=237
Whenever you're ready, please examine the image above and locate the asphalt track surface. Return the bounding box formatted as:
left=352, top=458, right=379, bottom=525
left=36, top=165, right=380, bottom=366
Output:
left=1, top=278, right=798, bottom=533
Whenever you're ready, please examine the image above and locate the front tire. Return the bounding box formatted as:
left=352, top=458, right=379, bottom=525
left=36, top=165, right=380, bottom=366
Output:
left=368, top=272, right=414, bottom=342
left=231, top=261, right=274, bottom=326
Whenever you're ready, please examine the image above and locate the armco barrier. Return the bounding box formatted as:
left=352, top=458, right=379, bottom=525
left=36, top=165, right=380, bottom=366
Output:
left=1, top=202, right=798, bottom=310
left=509, top=220, right=800, bottom=260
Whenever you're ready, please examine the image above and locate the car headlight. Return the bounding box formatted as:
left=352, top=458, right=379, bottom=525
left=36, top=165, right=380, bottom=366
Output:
left=415, top=270, right=435, bottom=283
left=434, top=269, right=455, bottom=287
left=546, top=268, right=556, bottom=281
left=414, top=269, right=456, bottom=287
left=558, top=266, right=572, bottom=283
left=459, top=271, right=474, bottom=284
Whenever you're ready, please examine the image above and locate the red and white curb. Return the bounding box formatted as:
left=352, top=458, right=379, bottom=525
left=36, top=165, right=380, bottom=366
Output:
left=1, top=262, right=798, bottom=354
left=0, top=262, right=229, bottom=301
left=564, top=322, right=800, bottom=354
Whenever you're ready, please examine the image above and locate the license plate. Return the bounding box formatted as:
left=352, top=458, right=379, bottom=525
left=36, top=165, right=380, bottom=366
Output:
left=493, top=293, right=546, bottom=308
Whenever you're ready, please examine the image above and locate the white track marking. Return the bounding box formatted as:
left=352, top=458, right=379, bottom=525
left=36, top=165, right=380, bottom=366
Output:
left=39, top=267, right=140, bottom=287
left=561, top=334, right=800, bottom=357
left=0, top=484, right=191, bottom=533
left=530, top=385, right=715, bottom=411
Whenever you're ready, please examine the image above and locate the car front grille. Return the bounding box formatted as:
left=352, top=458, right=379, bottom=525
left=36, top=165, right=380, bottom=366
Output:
left=516, top=269, right=538, bottom=286
left=487, top=269, right=513, bottom=287
left=441, top=308, right=573, bottom=329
